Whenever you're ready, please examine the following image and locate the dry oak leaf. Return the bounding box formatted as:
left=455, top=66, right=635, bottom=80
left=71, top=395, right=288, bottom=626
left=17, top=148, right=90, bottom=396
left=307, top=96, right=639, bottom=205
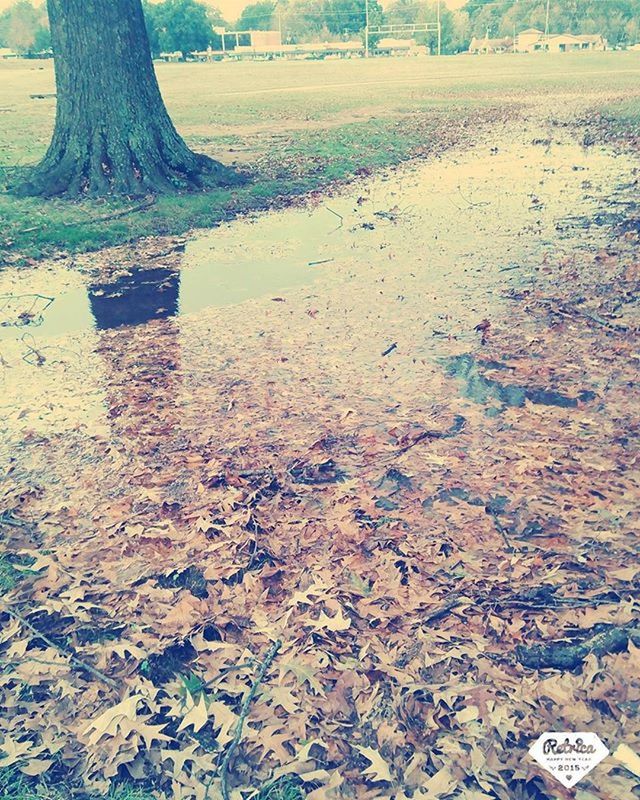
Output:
left=356, top=745, right=393, bottom=783
left=0, top=736, right=35, bottom=768
left=83, top=695, right=143, bottom=745
left=208, top=700, right=239, bottom=746
left=19, top=759, right=53, bottom=776
left=308, top=608, right=351, bottom=632
left=177, top=691, right=209, bottom=733
left=280, top=658, right=326, bottom=696
left=423, top=766, right=458, bottom=798
left=613, top=743, right=640, bottom=777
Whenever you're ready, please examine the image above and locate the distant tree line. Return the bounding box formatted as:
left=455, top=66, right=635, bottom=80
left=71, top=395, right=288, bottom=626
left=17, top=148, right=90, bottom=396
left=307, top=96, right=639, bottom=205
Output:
left=1, top=0, right=639, bottom=57
left=464, top=0, right=640, bottom=48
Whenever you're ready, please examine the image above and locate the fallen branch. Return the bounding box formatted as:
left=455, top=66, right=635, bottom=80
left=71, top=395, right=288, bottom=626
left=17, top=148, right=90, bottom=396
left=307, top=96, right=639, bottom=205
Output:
left=1, top=605, right=119, bottom=689
left=516, top=623, right=640, bottom=671
left=422, top=595, right=465, bottom=626
left=219, top=639, right=282, bottom=800
left=421, top=589, right=636, bottom=631
left=61, top=198, right=156, bottom=228
left=545, top=300, right=631, bottom=333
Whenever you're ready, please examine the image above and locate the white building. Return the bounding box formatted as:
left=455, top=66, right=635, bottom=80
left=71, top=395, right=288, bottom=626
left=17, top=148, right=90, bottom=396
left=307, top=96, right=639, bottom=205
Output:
left=547, top=33, right=606, bottom=52
left=515, top=28, right=545, bottom=52
left=514, top=29, right=606, bottom=53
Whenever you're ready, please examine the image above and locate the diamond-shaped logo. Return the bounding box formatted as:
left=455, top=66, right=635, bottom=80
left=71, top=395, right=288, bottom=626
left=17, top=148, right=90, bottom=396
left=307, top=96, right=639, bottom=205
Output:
left=529, top=732, right=609, bottom=787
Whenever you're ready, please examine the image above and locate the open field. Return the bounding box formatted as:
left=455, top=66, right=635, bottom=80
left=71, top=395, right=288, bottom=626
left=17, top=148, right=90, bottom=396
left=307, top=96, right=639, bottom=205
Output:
left=1, top=52, right=640, bottom=262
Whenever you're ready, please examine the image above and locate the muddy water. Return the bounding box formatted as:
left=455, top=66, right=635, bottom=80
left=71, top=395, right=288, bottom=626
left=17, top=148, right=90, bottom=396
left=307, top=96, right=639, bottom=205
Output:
left=0, top=124, right=637, bottom=444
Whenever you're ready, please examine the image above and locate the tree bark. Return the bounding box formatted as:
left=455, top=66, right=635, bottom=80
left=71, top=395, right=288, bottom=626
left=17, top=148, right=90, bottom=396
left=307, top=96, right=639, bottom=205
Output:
left=16, top=0, right=239, bottom=197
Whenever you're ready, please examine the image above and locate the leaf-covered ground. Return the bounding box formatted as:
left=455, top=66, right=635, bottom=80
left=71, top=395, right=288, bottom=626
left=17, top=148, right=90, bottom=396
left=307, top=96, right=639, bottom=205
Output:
left=1, top=110, right=639, bottom=800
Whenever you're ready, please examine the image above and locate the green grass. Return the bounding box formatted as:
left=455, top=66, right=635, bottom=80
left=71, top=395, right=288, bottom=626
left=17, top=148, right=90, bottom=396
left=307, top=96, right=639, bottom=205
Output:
left=598, top=96, right=640, bottom=137
left=0, top=770, right=156, bottom=800
left=0, top=769, right=303, bottom=800
left=1, top=52, right=640, bottom=263
left=254, top=777, right=304, bottom=800
left=0, top=554, right=36, bottom=592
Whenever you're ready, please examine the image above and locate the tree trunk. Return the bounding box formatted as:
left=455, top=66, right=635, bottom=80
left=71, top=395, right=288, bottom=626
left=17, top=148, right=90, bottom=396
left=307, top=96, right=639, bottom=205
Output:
left=16, top=0, right=239, bottom=197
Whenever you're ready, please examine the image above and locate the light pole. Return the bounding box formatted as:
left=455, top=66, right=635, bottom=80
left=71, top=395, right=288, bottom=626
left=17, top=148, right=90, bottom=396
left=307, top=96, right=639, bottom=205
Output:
left=544, top=0, right=551, bottom=49
left=365, top=0, right=370, bottom=58
left=437, top=0, right=441, bottom=55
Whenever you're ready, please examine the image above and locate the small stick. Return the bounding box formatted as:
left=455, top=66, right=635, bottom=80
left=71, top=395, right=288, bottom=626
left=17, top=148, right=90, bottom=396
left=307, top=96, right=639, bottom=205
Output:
left=499, top=264, right=521, bottom=272
left=219, top=639, right=282, bottom=800
left=326, top=207, right=343, bottom=227
left=1, top=605, right=119, bottom=689
left=201, top=659, right=255, bottom=689
left=489, top=513, right=515, bottom=553
left=62, top=198, right=156, bottom=228
left=381, top=342, right=397, bottom=357
left=422, top=595, right=464, bottom=626
left=308, top=259, right=334, bottom=266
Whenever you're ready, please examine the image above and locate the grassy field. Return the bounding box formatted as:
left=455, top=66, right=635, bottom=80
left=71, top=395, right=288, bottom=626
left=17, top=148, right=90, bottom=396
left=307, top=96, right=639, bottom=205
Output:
left=1, top=51, right=640, bottom=263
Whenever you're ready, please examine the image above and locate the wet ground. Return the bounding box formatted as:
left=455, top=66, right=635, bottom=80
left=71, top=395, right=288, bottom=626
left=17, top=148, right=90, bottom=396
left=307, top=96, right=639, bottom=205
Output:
left=2, top=115, right=639, bottom=799
left=0, top=119, right=637, bottom=441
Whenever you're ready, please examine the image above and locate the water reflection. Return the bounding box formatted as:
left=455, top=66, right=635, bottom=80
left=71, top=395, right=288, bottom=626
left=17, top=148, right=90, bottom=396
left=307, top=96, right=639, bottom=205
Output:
left=445, top=354, right=596, bottom=410
left=91, top=270, right=183, bottom=459
left=88, top=268, right=181, bottom=330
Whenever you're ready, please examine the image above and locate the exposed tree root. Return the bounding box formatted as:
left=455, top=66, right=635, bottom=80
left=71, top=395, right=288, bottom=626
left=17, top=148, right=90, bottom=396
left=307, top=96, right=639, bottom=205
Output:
left=13, top=128, right=246, bottom=199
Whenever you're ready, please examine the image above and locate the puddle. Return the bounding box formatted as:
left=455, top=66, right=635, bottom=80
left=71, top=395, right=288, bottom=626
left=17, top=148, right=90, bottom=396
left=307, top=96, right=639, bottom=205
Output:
left=1, top=129, right=636, bottom=346
left=445, top=354, right=596, bottom=410
left=0, top=125, right=636, bottom=446
left=0, top=212, right=332, bottom=339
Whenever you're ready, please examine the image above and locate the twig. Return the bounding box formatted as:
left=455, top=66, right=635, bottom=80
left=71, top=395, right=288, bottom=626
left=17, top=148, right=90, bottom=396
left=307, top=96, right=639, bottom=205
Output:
left=489, top=511, right=515, bottom=553
left=326, top=207, right=343, bottom=227
left=422, top=595, right=464, bottom=626
left=381, top=342, right=397, bottom=357
left=62, top=198, right=156, bottom=228
left=458, top=187, right=490, bottom=208
left=308, top=259, right=334, bottom=267
left=218, top=639, right=282, bottom=800
left=545, top=301, right=631, bottom=333
left=499, top=264, right=522, bottom=272
left=396, top=415, right=466, bottom=456
left=201, top=659, right=255, bottom=689
left=1, top=605, right=119, bottom=689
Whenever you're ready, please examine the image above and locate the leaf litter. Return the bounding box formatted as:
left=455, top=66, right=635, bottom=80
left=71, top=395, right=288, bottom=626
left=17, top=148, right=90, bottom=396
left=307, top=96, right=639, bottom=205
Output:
left=0, top=115, right=639, bottom=800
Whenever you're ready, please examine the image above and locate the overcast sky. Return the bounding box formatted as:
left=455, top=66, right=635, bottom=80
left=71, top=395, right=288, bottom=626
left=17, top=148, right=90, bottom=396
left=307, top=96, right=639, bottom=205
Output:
left=0, top=0, right=466, bottom=23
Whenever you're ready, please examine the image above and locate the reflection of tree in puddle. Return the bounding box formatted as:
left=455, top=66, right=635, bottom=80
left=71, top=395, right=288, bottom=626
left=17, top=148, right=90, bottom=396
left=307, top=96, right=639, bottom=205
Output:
left=89, top=268, right=183, bottom=460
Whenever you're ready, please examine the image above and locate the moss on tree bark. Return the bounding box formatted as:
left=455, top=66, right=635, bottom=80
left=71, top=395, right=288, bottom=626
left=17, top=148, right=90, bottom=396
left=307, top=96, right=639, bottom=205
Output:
left=15, top=0, right=240, bottom=198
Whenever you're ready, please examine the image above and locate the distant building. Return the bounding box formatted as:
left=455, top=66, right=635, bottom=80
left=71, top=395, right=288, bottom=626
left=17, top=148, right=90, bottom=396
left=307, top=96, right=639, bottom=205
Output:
left=158, top=51, right=183, bottom=62
left=547, top=33, right=606, bottom=52
left=515, top=28, right=545, bottom=52
left=375, top=38, right=427, bottom=56
left=471, top=29, right=607, bottom=54
left=0, top=48, right=18, bottom=60
left=469, top=36, right=513, bottom=54
left=514, top=29, right=606, bottom=53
